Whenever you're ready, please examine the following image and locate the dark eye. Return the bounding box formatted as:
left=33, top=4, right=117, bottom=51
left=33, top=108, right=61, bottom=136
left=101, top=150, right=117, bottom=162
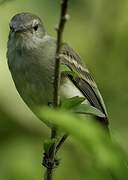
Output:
left=9, top=24, right=14, bottom=32
left=33, top=24, right=38, bottom=31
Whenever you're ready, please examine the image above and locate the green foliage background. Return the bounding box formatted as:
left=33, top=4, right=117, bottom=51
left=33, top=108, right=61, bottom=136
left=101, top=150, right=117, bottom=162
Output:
left=0, top=0, right=128, bottom=179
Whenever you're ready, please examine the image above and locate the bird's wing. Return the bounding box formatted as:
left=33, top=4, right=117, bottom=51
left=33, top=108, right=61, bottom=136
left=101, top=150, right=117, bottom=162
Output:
left=60, top=43, right=108, bottom=126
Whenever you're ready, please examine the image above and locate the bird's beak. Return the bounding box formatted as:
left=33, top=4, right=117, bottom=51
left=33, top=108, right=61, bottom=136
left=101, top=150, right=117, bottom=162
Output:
left=14, top=27, right=26, bottom=33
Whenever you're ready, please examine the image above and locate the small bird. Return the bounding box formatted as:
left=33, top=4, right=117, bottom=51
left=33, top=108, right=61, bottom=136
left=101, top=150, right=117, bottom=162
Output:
left=7, top=12, right=109, bottom=129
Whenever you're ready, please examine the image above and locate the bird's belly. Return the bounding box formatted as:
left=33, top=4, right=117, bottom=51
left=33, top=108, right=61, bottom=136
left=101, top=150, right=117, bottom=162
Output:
left=11, top=68, right=54, bottom=109
left=11, top=60, right=87, bottom=110
left=14, top=73, right=87, bottom=109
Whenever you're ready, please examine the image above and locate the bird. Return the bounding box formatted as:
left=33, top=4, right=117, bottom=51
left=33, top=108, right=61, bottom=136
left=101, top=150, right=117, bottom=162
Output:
left=7, top=12, right=109, bottom=130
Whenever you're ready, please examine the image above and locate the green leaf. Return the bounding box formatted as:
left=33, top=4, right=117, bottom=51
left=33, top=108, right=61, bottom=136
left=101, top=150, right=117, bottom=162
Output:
left=60, top=64, right=71, bottom=73
left=61, top=96, right=105, bottom=118
left=43, top=139, right=56, bottom=153
left=0, top=0, right=13, bottom=5
left=61, top=96, right=85, bottom=109
left=72, top=103, right=106, bottom=118
left=60, top=64, right=79, bottom=78
left=38, top=107, right=128, bottom=179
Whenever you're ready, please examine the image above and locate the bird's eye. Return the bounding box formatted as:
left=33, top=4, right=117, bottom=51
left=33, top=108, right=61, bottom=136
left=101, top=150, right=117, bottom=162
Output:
left=9, top=24, right=14, bottom=32
left=33, top=24, right=38, bottom=31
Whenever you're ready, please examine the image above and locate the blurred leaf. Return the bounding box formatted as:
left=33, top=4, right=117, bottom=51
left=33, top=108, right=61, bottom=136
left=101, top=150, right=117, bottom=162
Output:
left=39, top=107, right=128, bottom=179
left=0, top=0, right=14, bottom=5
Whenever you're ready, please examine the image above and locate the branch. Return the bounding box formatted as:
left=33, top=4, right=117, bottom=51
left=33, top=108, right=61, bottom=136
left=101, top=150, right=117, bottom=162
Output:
left=55, top=134, right=68, bottom=153
left=53, top=0, right=69, bottom=108
left=43, top=1, right=69, bottom=180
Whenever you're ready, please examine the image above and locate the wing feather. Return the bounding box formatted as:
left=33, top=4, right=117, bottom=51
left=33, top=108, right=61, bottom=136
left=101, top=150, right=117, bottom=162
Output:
left=60, top=43, right=108, bottom=126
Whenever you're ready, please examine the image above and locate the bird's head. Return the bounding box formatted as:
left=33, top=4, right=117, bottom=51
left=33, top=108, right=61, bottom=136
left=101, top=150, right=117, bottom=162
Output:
left=8, top=12, right=46, bottom=46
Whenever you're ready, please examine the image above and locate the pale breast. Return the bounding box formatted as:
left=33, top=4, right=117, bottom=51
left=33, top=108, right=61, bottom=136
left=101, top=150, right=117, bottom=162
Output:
left=8, top=45, right=54, bottom=109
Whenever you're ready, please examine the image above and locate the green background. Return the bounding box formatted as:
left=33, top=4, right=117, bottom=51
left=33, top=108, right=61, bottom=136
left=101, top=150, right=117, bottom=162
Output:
left=0, top=0, right=128, bottom=179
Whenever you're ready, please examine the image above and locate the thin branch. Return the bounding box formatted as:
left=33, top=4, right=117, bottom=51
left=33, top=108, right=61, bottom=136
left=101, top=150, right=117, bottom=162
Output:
left=53, top=0, right=69, bottom=108
left=55, top=134, right=68, bottom=153
left=44, top=168, right=52, bottom=180
left=43, top=128, right=57, bottom=180
left=43, top=1, right=69, bottom=180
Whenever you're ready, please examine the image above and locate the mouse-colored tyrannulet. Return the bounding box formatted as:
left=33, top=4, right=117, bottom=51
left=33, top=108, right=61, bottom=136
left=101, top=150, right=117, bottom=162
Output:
left=7, top=12, right=108, bottom=128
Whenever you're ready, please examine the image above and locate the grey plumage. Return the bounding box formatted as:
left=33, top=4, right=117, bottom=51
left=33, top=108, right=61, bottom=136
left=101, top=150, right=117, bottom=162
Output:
left=7, top=12, right=109, bottom=127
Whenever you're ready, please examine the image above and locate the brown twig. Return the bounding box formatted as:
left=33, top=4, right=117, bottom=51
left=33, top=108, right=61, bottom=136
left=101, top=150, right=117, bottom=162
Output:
left=53, top=0, right=69, bottom=108
left=55, top=134, right=68, bottom=153
left=43, top=1, right=69, bottom=180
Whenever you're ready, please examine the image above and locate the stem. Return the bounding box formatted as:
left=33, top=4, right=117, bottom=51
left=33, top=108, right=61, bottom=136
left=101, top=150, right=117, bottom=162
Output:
left=56, top=134, right=68, bottom=153
left=43, top=1, right=69, bottom=180
left=44, top=168, right=52, bottom=180
left=53, top=0, right=69, bottom=108
left=44, top=128, right=57, bottom=180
